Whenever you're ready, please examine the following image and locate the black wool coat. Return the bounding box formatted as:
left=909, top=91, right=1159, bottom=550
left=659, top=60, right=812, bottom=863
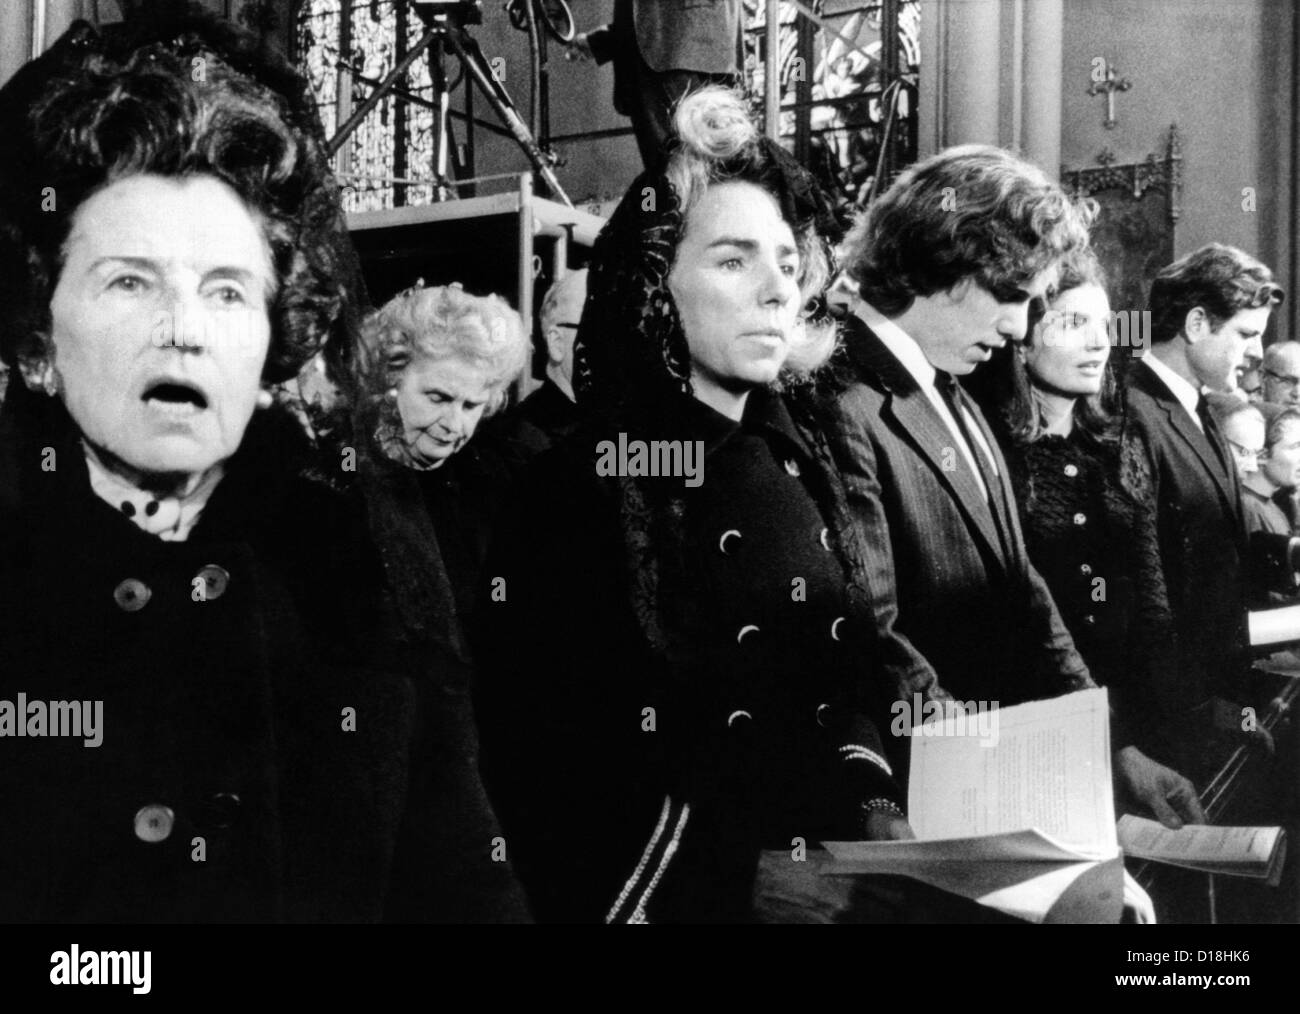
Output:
left=0, top=391, right=528, bottom=923
left=474, top=388, right=901, bottom=924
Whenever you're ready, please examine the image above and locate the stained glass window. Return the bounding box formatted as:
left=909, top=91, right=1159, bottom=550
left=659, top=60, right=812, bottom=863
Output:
left=295, top=1, right=440, bottom=211
left=743, top=1, right=920, bottom=214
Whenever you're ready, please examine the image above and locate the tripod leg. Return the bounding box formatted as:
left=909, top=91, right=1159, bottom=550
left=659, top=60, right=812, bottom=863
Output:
left=327, top=24, right=441, bottom=158
left=446, top=28, right=573, bottom=208
left=429, top=32, right=457, bottom=202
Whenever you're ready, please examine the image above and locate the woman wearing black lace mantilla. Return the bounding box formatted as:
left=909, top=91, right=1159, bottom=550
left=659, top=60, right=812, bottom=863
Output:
left=474, top=87, right=913, bottom=924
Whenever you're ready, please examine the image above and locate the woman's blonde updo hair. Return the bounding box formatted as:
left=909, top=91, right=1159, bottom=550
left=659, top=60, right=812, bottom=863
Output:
left=663, top=87, right=837, bottom=377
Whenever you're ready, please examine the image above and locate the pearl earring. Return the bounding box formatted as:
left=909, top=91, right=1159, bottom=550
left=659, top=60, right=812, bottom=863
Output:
left=255, top=389, right=274, bottom=410
left=18, top=357, right=59, bottom=397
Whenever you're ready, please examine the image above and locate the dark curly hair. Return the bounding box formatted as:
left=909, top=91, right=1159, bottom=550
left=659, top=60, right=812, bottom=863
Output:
left=0, top=6, right=362, bottom=385
left=843, top=144, right=1096, bottom=316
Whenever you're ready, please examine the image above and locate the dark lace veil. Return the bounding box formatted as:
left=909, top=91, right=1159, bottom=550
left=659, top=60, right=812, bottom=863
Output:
left=572, top=129, right=841, bottom=424
left=568, top=105, right=851, bottom=661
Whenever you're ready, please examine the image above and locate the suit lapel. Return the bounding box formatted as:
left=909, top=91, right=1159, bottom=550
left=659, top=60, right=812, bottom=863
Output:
left=1136, top=363, right=1241, bottom=519
left=1166, top=404, right=1240, bottom=519
left=852, top=327, right=1009, bottom=572
left=957, top=384, right=1022, bottom=569
left=1199, top=410, right=1244, bottom=522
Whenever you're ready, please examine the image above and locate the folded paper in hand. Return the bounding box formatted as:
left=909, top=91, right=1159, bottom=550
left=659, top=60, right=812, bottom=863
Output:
left=1119, top=815, right=1287, bottom=886
left=821, top=688, right=1129, bottom=923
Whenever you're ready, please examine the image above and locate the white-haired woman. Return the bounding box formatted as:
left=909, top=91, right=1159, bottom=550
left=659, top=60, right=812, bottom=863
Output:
left=476, top=87, right=911, bottom=924
left=356, top=283, right=529, bottom=621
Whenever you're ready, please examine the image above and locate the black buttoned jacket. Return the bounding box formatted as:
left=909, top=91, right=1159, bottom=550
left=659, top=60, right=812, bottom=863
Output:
left=0, top=389, right=528, bottom=923
left=474, top=388, right=900, bottom=924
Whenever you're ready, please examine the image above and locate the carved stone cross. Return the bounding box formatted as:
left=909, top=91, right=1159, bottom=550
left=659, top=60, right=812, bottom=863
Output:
left=1087, top=62, right=1132, bottom=130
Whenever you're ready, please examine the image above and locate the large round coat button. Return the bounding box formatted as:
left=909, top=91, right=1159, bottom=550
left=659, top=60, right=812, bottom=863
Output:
left=727, top=710, right=753, bottom=728
left=1073, top=512, right=1087, bottom=526
left=815, top=703, right=832, bottom=727
left=1064, top=464, right=1079, bottom=477
left=718, top=529, right=742, bottom=555
left=736, top=624, right=760, bottom=645
left=134, top=804, right=174, bottom=843
left=113, top=578, right=151, bottom=613
left=196, top=564, right=230, bottom=600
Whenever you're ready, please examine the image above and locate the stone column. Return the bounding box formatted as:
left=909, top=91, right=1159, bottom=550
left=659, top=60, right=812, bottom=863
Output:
left=942, top=0, right=1001, bottom=147
left=1021, top=0, right=1063, bottom=178
left=0, top=2, right=34, bottom=89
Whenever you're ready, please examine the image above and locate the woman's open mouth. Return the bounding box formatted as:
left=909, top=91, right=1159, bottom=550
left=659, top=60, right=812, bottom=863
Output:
left=142, top=381, right=209, bottom=416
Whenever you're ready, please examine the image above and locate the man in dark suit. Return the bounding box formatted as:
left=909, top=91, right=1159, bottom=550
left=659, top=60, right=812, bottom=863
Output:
left=1124, top=244, right=1284, bottom=778
left=826, top=145, right=1202, bottom=827
left=570, top=0, right=744, bottom=168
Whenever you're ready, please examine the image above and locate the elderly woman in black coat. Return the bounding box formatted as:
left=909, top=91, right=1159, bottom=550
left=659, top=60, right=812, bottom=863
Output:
left=475, top=87, right=911, bottom=924
left=0, top=10, right=526, bottom=923
left=351, top=283, right=530, bottom=629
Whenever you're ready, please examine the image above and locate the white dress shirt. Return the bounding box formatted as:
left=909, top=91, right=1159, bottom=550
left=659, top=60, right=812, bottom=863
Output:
left=1141, top=352, right=1203, bottom=432
left=854, top=300, right=999, bottom=501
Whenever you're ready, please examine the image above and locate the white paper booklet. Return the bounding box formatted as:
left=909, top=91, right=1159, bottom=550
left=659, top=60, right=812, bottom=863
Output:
left=821, top=688, right=1127, bottom=922
left=1119, top=816, right=1287, bottom=886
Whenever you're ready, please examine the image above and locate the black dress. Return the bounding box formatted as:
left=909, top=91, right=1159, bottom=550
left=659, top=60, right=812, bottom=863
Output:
left=998, top=424, right=1179, bottom=761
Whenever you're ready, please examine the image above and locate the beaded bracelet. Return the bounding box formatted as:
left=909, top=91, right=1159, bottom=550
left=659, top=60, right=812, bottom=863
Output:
left=862, top=797, right=905, bottom=818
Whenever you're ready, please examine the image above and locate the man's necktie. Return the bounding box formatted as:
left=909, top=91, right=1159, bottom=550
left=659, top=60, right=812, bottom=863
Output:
left=935, top=369, right=1011, bottom=561
left=1196, top=394, right=1234, bottom=483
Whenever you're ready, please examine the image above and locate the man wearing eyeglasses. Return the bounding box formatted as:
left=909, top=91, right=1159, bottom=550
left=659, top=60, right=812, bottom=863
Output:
left=503, top=268, right=587, bottom=454
left=1262, top=341, right=1300, bottom=408
left=1256, top=342, right=1300, bottom=533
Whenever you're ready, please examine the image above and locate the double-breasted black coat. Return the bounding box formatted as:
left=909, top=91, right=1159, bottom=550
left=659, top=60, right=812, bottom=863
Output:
left=0, top=389, right=528, bottom=922
left=474, top=387, right=901, bottom=923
